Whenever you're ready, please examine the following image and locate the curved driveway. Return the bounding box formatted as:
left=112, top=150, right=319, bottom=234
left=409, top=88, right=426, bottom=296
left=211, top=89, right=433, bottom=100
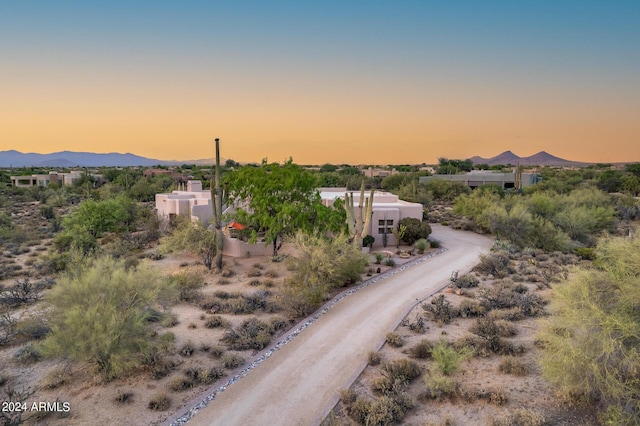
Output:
left=179, top=225, right=493, bottom=426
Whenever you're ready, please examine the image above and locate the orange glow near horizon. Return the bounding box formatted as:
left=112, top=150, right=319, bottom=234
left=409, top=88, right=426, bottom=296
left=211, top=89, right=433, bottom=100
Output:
left=1, top=2, right=638, bottom=165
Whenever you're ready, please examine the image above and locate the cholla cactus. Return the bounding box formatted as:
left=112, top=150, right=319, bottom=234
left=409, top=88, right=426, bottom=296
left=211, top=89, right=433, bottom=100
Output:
left=345, top=180, right=374, bottom=246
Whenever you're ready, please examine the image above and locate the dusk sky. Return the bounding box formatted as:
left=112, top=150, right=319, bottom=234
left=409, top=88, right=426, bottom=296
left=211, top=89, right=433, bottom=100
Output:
left=1, top=1, right=638, bottom=165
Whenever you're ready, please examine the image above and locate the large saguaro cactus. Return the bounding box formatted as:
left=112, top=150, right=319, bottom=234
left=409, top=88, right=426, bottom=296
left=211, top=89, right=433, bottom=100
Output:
left=345, top=180, right=374, bottom=247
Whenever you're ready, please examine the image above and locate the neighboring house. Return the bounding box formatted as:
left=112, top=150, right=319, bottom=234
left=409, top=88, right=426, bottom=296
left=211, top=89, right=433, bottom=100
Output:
left=362, top=167, right=398, bottom=178
left=320, top=188, right=423, bottom=247
left=10, top=170, right=87, bottom=188
left=419, top=170, right=538, bottom=190
left=155, top=180, right=214, bottom=224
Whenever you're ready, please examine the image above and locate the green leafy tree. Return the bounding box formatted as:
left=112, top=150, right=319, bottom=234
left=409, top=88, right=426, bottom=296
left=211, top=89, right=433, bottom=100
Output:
left=42, top=254, right=177, bottom=380
left=539, top=233, right=640, bottom=424
left=62, top=197, right=131, bottom=238
left=226, top=159, right=345, bottom=256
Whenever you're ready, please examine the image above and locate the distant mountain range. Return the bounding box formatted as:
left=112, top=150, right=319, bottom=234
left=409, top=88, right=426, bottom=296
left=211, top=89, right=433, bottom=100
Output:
left=0, top=148, right=587, bottom=168
left=469, top=151, right=587, bottom=167
left=0, top=150, right=217, bottom=168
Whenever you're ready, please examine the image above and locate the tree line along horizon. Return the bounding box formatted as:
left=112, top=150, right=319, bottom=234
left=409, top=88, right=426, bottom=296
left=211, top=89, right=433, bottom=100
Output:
left=1, top=156, right=640, bottom=423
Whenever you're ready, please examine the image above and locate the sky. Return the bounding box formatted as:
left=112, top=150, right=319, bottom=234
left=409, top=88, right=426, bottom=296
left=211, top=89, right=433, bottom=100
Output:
left=1, top=1, right=638, bottom=165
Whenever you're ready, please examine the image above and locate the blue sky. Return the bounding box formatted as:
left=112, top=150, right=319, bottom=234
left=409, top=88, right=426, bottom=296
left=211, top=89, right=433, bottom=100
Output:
left=1, top=1, right=638, bottom=163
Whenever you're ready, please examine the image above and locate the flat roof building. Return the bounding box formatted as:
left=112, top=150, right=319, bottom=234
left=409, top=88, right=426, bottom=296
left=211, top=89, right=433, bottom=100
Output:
left=419, top=171, right=538, bottom=190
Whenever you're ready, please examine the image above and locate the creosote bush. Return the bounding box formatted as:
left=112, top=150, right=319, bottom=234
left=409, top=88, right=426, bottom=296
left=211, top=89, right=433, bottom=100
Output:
left=422, top=295, right=457, bottom=325
left=148, top=393, right=171, bottom=411
left=499, top=356, right=529, bottom=376
left=385, top=332, right=404, bottom=348
left=222, top=317, right=287, bottom=351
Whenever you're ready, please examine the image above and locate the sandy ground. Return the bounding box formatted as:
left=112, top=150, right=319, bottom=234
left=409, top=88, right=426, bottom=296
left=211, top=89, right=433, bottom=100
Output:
left=177, top=225, right=493, bottom=426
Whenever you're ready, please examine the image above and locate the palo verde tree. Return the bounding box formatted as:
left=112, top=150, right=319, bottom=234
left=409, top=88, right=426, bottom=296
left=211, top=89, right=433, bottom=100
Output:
left=282, top=231, right=367, bottom=317
left=42, top=253, right=177, bottom=380
left=226, top=158, right=345, bottom=256
left=538, top=232, right=640, bottom=424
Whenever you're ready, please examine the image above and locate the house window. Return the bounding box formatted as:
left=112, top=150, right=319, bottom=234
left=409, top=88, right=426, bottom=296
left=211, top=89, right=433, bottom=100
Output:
left=377, top=219, right=394, bottom=234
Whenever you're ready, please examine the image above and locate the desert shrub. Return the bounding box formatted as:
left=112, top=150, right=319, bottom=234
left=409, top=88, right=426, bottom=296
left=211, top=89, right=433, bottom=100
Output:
left=398, top=217, right=432, bottom=245
left=429, top=238, right=441, bottom=248
left=340, top=389, right=357, bottom=405
left=217, top=278, right=231, bottom=285
left=264, top=269, right=279, bottom=278
left=494, top=319, right=518, bottom=337
left=246, top=268, right=262, bottom=278
left=282, top=232, right=367, bottom=317
left=222, top=353, right=245, bottom=369
left=160, top=216, right=217, bottom=270
left=539, top=233, right=640, bottom=423
left=170, top=271, right=205, bottom=303
left=401, top=315, right=426, bottom=333
left=249, top=279, right=261, bottom=286
left=458, top=300, right=486, bottom=318
left=200, top=366, right=225, bottom=384
left=346, top=397, right=372, bottom=424
left=477, top=285, right=546, bottom=317
left=423, top=373, right=459, bottom=401
left=491, top=408, right=545, bottom=426
left=384, top=258, right=396, bottom=267
left=222, top=317, right=275, bottom=351
left=368, top=351, right=382, bottom=366
left=263, top=279, right=275, bottom=287
left=168, top=376, right=194, bottom=392
left=410, top=339, right=433, bottom=359
left=204, top=315, right=229, bottom=329
left=385, top=332, right=404, bottom=348
left=41, top=254, right=177, bottom=380
left=430, top=339, right=471, bottom=376
left=499, top=356, right=529, bottom=376
left=0, top=278, right=41, bottom=307
left=375, top=253, right=384, bottom=264
left=488, top=307, right=524, bottom=322
left=210, top=345, right=225, bottom=358
left=474, top=251, right=511, bottom=278
left=40, top=365, right=70, bottom=389
left=15, top=316, right=50, bottom=341
left=366, top=394, right=413, bottom=425
left=221, top=267, right=235, bottom=278
left=148, top=393, right=171, bottom=411
left=363, top=234, right=375, bottom=248
left=114, top=391, right=133, bottom=404
left=161, top=314, right=179, bottom=328
left=158, top=331, right=175, bottom=352
left=470, top=317, right=504, bottom=353
left=414, top=238, right=429, bottom=254
left=14, top=342, right=42, bottom=364
left=145, top=353, right=177, bottom=380
left=482, top=385, right=509, bottom=405
left=383, top=358, right=421, bottom=383
left=422, top=295, right=457, bottom=325
left=454, top=273, right=479, bottom=289
left=180, top=341, right=196, bottom=357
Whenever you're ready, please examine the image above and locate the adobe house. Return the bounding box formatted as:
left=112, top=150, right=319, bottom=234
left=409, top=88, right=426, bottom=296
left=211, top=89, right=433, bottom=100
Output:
left=155, top=180, right=214, bottom=224
left=10, top=170, right=87, bottom=188
left=319, top=188, right=423, bottom=247
left=419, top=170, right=538, bottom=190
left=156, top=182, right=425, bottom=253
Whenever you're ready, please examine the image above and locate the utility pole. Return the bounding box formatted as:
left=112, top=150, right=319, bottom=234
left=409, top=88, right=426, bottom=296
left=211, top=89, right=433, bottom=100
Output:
left=211, top=138, right=224, bottom=271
